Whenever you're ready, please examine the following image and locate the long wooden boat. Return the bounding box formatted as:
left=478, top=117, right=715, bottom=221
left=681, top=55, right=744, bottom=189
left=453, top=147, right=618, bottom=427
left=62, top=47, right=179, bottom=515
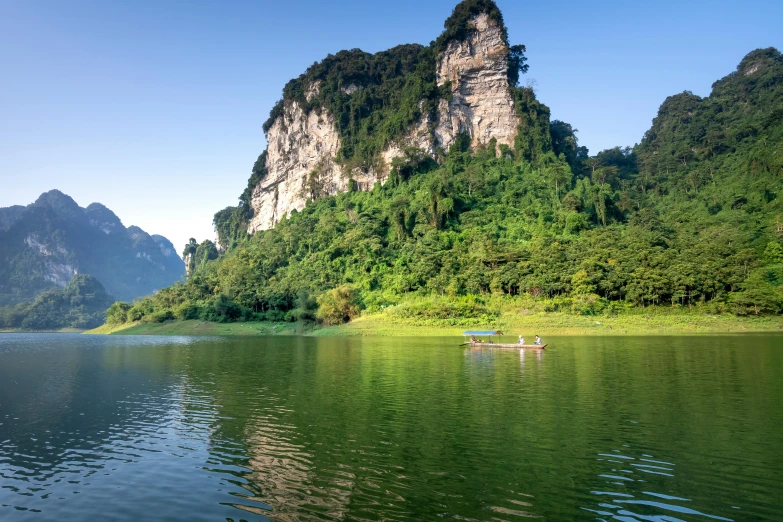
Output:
left=469, top=342, right=547, bottom=350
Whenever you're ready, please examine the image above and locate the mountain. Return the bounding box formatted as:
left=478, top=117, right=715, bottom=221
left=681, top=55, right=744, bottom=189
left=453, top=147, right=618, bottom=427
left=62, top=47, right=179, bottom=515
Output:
left=0, top=190, right=185, bottom=304
left=110, top=0, right=782, bottom=327
left=212, top=0, right=549, bottom=247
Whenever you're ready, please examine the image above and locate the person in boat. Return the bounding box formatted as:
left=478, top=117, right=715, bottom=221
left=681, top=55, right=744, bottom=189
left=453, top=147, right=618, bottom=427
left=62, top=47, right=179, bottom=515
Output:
left=534, top=335, right=542, bottom=345
left=518, top=335, right=525, bottom=345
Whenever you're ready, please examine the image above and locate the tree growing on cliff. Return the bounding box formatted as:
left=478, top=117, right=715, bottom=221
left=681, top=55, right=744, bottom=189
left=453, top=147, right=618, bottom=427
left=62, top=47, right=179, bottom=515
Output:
left=507, top=44, right=529, bottom=86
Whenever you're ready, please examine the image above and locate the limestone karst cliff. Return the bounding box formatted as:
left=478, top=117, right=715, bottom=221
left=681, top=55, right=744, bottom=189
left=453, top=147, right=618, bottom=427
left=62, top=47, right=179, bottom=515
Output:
left=434, top=12, right=519, bottom=151
left=242, top=0, right=524, bottom=235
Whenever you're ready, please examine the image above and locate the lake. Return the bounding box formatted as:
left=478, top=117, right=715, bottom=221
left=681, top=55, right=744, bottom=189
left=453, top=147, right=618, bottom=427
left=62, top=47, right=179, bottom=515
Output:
left=0, top=334, right=781, bottom=521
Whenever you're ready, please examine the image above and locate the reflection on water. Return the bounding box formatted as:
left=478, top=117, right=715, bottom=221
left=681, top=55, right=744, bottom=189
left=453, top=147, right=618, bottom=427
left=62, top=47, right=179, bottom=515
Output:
left=0, top=333, right=782, bottom=521
left=587, top=446, right=735, bottom=521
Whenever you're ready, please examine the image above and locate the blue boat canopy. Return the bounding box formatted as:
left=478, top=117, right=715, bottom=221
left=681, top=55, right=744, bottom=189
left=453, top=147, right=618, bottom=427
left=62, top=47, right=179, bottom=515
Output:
left=463, top=330, right=502, bottom=336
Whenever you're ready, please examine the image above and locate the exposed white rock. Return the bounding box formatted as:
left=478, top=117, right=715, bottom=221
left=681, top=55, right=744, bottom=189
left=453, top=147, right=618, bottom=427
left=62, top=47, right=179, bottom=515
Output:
left=435, top=13, right=519, bottom=150
left=342, top=83, right=360, bottom=95
left=184, top=253, right=194, bottom=276
left=744, top=63, right=762, bottom=76
left=247, top=97, right=344, bottom=233
left=89, top=219, right=117, bottom=234
left=306, top=81, right=321, bottom=102
left=44, top=263, right=77, bottom=287
left=246, top=13, right=518, bottom=233
left=378, top=107, right=436, bottom=170
left=25, top=234, right=67, bottom=256
left=136, top=251, right=166, bottom=271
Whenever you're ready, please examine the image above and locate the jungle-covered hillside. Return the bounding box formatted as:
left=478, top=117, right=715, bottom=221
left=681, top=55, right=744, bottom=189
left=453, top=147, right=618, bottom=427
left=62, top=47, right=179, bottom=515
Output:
left=106, top=42, right=783, bottom=328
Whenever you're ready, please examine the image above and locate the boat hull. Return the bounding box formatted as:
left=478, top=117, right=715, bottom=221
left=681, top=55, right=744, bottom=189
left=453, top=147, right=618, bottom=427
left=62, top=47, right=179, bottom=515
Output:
left=469, top=343, right=547, bottom=350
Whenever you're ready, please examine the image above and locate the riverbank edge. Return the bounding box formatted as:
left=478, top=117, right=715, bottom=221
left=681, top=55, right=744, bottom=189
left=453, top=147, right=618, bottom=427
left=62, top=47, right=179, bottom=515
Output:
left=0, top=328, right=85, bottom=334
left=84, top=312, right=783, bottom=337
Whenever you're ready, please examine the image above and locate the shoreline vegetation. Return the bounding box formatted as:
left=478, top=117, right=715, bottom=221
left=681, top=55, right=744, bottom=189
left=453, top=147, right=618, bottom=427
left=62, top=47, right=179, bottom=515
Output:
left=85, top=304, right=783, bottom=337
left=0, top=328, right=85, bottom=334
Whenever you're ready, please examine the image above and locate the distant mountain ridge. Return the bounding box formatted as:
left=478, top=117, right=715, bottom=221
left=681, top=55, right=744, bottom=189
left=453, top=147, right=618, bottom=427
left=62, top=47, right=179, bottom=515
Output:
left=0, top=190, right=184, bottom=303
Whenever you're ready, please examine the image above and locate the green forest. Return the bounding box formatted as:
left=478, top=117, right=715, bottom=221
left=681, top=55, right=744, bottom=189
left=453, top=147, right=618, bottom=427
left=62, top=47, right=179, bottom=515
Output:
left=0, top=274, right=115, bottom=330
left=105, top=1, right=783, bottom=330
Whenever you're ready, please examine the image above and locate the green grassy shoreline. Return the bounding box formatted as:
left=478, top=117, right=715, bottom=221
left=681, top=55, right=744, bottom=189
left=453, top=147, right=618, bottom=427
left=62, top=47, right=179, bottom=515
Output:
left=85, top=311, right=783, bottom=337
left=0, top=328, right=85, bottom=334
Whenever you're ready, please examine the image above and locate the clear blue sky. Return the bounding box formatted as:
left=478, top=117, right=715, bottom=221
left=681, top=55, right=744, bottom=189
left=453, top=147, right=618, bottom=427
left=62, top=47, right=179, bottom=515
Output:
left=1, top=0, right=781, bottom=253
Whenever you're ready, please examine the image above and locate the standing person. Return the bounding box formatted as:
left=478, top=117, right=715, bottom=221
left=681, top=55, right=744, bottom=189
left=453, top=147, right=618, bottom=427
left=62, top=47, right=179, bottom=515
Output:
left=534, top=335, right=542, bottom=345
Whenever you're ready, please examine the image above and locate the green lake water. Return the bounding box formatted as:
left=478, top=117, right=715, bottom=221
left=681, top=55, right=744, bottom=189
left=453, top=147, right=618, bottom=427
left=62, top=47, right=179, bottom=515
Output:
left=0, top=334, right=781, bottom=521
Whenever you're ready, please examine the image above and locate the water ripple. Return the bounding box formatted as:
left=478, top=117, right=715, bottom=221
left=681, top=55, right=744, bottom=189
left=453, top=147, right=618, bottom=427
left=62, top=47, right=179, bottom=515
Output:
left=0, top=334, right=781, bottom=520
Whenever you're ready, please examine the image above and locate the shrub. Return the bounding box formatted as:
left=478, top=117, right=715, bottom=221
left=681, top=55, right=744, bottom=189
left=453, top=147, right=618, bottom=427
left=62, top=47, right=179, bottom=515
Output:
left=286, top=290, right=318, bottom=322
left=570, top=294, right=607, bottom=316
left=213, top=295, right=242, bottom=322
left=126, top=305, right=145, bottom=322
left=316, top=286, right=361, bottom=325
left=106, top=302, right=131, bottom=324
left=174, top=302, right=201, bottom=320
left=147, top=309, right=175, bottom=323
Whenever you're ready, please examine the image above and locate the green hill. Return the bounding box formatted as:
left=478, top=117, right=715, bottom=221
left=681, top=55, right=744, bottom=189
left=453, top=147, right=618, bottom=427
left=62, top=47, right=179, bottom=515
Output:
left=104, top=1, right=783, bottom=330
left=2, top=274, right=115, bottom=331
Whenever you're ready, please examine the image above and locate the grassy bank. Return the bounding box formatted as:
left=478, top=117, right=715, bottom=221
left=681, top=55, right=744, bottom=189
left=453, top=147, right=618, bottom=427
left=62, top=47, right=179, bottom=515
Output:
left=1, top=328, right=84, bottom=334
left=319, top=310, right=783, bottom=336
left=85, top=320, right=319, bottom=336
left=86, top=308, right=783, bottom=337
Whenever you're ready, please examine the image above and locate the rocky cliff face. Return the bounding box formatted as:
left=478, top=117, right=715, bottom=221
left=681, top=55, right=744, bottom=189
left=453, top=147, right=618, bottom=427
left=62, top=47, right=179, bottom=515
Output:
left=248, top=97, right=348, bottom=233
left=247, top=90, right=432, bottom=234
left=245, top=7, right=519, bottom=234
left=434, top=13, right=518, bottom=150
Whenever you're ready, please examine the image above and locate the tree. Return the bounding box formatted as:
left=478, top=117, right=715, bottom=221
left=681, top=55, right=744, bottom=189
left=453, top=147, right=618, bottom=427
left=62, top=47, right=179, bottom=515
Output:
left=100, top=45, right=783, bottom=328
left=316, top=286, right=361, bottom=325
left=106, top=302, right=131, bottom=324
left=763, top=241, right=783, bottom=264
left=507, top=44, right=529, bottom=86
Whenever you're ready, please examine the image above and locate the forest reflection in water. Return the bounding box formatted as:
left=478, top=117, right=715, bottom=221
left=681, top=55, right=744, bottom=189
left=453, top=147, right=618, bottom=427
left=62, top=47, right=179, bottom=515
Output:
left=0, top=334, right=781, bottom=521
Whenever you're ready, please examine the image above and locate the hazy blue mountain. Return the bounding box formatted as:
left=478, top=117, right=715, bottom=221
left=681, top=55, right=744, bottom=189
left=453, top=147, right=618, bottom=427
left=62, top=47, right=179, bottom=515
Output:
left=0, top=190, right=185, bottom=303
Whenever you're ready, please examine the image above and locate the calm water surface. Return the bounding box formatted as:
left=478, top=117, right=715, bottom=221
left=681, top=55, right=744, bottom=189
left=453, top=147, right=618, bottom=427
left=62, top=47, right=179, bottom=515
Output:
left=0, top=334, right=781, bottom=521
